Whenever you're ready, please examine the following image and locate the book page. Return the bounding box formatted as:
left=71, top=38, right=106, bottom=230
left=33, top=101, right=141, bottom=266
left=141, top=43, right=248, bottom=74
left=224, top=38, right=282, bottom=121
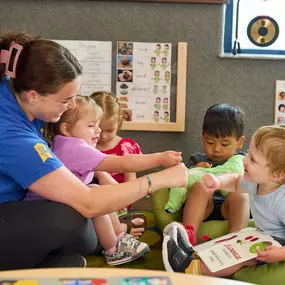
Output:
left=195, top=228, right=282, bottom=272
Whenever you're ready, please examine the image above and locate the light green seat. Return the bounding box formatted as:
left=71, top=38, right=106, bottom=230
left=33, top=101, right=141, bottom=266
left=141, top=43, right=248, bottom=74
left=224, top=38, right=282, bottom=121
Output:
left=151, top=188, right=285, bottom=285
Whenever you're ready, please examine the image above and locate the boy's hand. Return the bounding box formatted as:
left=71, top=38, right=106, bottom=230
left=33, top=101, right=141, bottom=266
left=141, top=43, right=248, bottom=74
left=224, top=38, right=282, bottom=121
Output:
left=257, top=246, right=285, bottom=263
left=202, top=174, right=220, bottom=192
left=160, top=151, right=182, bottom=168
left=194, top=162, right=212, bottom=168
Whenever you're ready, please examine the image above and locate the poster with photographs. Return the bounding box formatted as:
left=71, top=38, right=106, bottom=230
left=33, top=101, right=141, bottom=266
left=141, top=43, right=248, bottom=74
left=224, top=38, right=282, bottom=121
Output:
left=55, top=40, right=112, bottom=96
left=275, top=80, right=285, bottom=125
left=116, top=41, right=172, bottom=123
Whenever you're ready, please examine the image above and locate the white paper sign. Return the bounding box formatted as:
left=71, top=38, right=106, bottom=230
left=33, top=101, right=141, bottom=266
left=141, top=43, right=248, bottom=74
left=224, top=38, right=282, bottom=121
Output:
left=55, top=40, right=112, bottom=96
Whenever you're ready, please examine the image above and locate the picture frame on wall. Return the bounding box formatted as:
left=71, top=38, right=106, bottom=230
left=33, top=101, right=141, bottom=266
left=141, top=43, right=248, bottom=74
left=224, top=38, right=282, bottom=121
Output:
left=274, top=80, right=285, bottom=125
left=121, top=42, right=187, bottom=132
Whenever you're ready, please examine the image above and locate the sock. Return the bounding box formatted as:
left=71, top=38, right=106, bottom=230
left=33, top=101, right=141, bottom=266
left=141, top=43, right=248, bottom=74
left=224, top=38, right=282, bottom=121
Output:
left=184, top=224, right=197, bottom=246
left=105, top=244, right=117, bottom=254
left=201, top=234, right=212, bottom=242
left=185, top=259, right=202, bottom=275
left=117, top=232, right=125, bottom=238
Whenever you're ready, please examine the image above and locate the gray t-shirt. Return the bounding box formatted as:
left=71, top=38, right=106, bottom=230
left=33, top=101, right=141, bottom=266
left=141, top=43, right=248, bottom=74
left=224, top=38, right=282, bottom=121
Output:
left=241, top=179, right=285, bottom=244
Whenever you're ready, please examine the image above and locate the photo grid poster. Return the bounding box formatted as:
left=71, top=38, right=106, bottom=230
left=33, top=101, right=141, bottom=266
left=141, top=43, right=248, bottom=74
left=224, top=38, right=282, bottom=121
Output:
left=55, top=40, right=112, bottom=96
left=116, top=42, right=172, bottom=123
left=274, top=80, right=285, bottom=125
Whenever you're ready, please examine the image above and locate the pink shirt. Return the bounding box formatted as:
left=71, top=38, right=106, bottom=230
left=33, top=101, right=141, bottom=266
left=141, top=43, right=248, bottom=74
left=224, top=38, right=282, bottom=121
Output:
left=51, top=135, right=107, bottom=184
left=100, top=138, right=142, bottom=183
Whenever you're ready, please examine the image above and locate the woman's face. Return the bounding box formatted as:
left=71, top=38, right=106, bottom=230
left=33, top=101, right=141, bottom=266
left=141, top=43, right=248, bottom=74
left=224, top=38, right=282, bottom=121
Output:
left=32, top=77, right=81, bottom=123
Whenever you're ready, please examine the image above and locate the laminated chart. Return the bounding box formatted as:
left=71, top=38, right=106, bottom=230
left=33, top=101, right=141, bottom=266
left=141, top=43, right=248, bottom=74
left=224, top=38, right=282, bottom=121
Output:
left=116, top=42, right=172, bottom=123
left=55, top=40, right=112, bottom=96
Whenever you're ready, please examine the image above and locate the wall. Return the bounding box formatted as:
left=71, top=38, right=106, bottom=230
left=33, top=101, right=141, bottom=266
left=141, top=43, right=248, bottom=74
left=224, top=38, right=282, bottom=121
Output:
left=2, top=0, right=285, bottom=162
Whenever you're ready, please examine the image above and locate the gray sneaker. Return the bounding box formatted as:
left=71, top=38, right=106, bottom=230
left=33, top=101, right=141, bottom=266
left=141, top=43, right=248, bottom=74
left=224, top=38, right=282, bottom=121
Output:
left=103, top=234, right=150, bottom=266
left=38, top=253, right=87, bottom=268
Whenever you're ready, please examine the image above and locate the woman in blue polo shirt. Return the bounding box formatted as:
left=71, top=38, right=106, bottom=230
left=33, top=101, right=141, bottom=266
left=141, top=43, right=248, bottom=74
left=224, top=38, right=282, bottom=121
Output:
left=0, top=31, right=187, bottom=270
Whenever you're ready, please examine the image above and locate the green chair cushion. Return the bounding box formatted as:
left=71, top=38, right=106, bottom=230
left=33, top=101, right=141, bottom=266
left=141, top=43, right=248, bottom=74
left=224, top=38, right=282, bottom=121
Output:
left=151, top=187, right=285, bottom=284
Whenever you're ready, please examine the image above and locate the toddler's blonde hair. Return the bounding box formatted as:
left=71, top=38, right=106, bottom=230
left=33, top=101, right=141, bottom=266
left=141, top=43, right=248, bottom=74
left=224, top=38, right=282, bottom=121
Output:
left=253, top=125, right=285, bottom=182
left=89, top=91, right=122, bottom=132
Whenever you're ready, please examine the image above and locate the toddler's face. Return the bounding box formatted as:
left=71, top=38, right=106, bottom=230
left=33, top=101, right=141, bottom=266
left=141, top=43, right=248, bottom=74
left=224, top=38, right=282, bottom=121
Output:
left=98, top=116, right=119, bottom=145
left=202, top=132, right=244, bottom=163
left=243, top=139, right=271, bottom=183
left=69, top=113, right=101, bottom=147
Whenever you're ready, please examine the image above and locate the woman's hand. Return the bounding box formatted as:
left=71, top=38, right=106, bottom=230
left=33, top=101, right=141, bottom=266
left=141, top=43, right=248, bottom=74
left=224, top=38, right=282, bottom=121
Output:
left=159, top=151, right=182, bottom=168
left=156, top=163, right=188, bottom=189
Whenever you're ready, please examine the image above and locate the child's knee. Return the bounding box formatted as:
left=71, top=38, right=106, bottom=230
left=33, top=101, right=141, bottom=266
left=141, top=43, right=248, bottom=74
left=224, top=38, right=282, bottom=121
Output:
left=190, top=181, right=214, bottom=198
left=227, top=192, right=249, bottom=206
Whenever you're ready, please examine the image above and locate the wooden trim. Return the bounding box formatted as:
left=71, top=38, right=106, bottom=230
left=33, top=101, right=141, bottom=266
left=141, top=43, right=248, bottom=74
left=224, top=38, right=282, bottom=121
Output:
left=112, top=0, right=229, bottom=3
left=121, top=42, right=187, bottom=132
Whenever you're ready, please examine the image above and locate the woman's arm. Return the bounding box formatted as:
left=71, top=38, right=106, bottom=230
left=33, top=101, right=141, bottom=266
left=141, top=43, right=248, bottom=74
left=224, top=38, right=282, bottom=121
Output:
left=28, top=163, right=187, bottom=218
left=95, top=151, right=182, bottom=173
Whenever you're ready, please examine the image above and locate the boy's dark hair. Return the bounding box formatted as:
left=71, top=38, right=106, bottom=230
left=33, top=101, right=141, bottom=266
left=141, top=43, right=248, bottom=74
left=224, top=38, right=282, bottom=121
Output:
left=202, top=103, right=244, bottom=139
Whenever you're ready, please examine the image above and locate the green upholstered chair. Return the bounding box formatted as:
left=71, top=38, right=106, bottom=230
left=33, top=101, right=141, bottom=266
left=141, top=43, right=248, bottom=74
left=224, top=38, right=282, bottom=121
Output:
left=152, top=187, right=285, bottom=285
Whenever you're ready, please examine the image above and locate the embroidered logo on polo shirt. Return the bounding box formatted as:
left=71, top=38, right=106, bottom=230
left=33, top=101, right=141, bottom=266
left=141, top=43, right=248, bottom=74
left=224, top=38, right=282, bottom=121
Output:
left=34, top=143, right=53, bottom=162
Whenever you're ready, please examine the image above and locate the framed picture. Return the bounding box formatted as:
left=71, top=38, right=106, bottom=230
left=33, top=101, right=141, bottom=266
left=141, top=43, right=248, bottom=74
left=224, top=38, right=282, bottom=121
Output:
left=121, top=42, right=187, bottom=132
left=274, top=80, right=285, bottom=125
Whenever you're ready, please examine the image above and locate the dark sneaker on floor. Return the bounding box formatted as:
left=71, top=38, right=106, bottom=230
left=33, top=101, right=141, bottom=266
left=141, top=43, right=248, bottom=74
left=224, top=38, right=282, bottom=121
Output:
left=163, top=236, right=193, bottom=272
left=38, top=253, right=87, bottom=268
left=163, top=222, right=195, bottom=253
left=103, top=234, right=150, bottom=266
left=163, top=222, right=194, bottom=272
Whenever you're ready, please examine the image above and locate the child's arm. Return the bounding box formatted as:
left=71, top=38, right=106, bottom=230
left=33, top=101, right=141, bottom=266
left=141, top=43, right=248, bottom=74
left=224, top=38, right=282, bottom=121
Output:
left=95, top=151, right=182, bottom=173
left=94, top=171, right=118, bottom=185
left=202, top=173, right=244, bottom=193
left=124, top=172, right=137, bottom=182
left=257, top=246, right=285, bottom=263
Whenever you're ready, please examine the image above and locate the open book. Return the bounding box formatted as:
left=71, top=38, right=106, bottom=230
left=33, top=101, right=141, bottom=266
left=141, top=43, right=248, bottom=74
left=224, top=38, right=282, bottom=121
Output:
left=193, top=227, right=282, bottom=273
